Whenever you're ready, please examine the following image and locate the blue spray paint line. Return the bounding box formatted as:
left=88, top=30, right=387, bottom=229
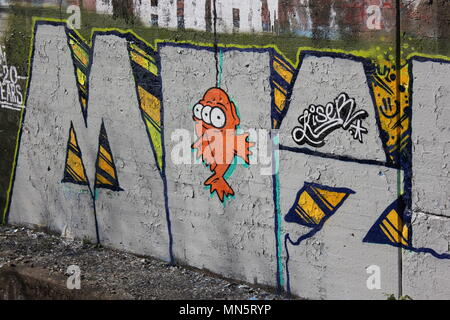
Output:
left=284, top=229, right=319, bottom=296
left=272, top=133, right=284, bottom=291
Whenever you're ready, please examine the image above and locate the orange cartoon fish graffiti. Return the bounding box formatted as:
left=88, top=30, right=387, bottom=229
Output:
left=192, top=88, right=254, bottom=202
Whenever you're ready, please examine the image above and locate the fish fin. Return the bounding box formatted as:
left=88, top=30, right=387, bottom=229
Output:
left=193, top=138, right=217, bottom=168
left=191, top=140, right=203, bottom=159
left=204, top=175, right=234, bottom=202
left=234, top=133, right=253, bottom=165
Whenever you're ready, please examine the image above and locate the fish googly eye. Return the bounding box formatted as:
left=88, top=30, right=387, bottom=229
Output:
left=193, top=103, right=203, bottom=119
left=210, top=108, right=226, bottom=128
left=202, top=106, right=212, bottom=124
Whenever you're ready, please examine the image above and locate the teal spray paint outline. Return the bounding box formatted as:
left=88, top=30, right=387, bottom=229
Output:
left=217, top=49, right=223, bottom=88
left=272, top=133, right=284, bottom=288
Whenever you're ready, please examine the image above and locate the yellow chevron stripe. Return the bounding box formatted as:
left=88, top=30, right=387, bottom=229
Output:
left=274, top=55, right=293, bottom=73
left=401, top=221, right=409, bottom=244
left=144, top=113, right=161, bottom=132
left=273, top=80, right=287, bottom=94
left=67, top=167, right=83, bottom=182
left=138, top=86, right=161, bottom=125
left=146, top=118, right=163, bottom=170
left=99, top=145, right=112, bottom=163
left=130, top=44, right=156, bottom=63
left=380, top=224, right=396, bottom=244
left=386, top=209, right=409, bottom=244
left=399, top=134, right=410, bottom=151
left=381, top=220, right=402, bottom=244
left=312, top=188, right=333, bottom=211
left=274, top=88, right=286, bottom=112
left=76, top=68, right=86, bottom=86
left=273, top=60, right=293, bottom=83
left=371, top=60, right=410, bottom=158
left=98, top=156, right=116, bottom=179
left=69, top=127, right=77, bottom=147
left=381, top=216, right=408, bottom=246
left=388, top=133, right=410, bottom=154
left=298, top=191, right=325, bottom=224
left=71, top=43, right=89, bottom=67
left=96, top=173, right=113, bottom=186
left=314, top=188, right=347, bottom=209
left=67, top=149, right=87, bottom=183
left=295, top=208, right=315, bottom=225
left=131, top=51, right=158, bottom=76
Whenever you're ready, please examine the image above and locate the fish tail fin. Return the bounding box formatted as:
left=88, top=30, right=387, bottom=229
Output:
left=205, top=175, right=234, bottom=202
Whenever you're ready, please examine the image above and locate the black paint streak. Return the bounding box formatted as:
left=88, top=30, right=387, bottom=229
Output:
left=279, top=145, right=399, bottom=169
left=212, top=0, right=219, bottom=87
left=395, top=0, right=403, bottom=299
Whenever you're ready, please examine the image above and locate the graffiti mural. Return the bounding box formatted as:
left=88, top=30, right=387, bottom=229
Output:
left=67, top=28, right=91, bottom=125
left=1, top=9, right=449, bottom=300
left=284, top=182, right=355, bottom=228
left=0, top=45, right=26, bottom=111
left=61, top=121, right=89, bottom=186
left=291, top=93, right=369, bottom=147
left=284, top=182, right=355, bottom=294
left=192, top=88, right=254, bottom=202
left=370, top=59, right=411, bottom=165
left=128, top=39, right=164, bottom=173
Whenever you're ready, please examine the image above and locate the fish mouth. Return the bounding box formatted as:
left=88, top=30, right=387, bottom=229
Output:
left=201, top=124, right=222, bottom=133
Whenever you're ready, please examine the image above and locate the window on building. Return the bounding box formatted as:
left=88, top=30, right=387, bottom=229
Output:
left=233, top=8, right=240, bottom=32
left=177, top=0, right=185, bottom=29
left=151, top=14, right=158, bottom=26
left=151, top=0, right=158, bottom=7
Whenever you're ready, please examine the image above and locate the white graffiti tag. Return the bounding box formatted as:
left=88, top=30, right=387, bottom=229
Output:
left=291, top=93, right=369, bottom=148
left=0, top=45, right=26, bottom=111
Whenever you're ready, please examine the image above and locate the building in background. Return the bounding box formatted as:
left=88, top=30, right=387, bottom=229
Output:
left=81, top=0, right=96, bottom=11
left=8, top=0, right=448, bottom=43
left=96, top=0, right=112, bottom=14
left=97, top=0, right=279, bottom=33
left=277, top=0, right=396, bottom=40
left=7, top=0, right=95, bottom=8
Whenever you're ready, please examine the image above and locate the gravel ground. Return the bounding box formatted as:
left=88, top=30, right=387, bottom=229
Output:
left=0, top=225, right=287, bottom=300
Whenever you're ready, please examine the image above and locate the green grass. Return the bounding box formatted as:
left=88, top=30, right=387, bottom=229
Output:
left=3, top=4, right=450, bottom=75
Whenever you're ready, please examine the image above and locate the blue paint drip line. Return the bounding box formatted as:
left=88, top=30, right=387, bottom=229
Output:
left=411, top=246, right=450, bottom=259
left=284, top=229, right=320, bottom=296
left=383, top=241, right=450, bottom=260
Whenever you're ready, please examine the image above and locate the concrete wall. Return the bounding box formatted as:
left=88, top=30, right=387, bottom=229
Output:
left=0, top=1, right=449, bottom=300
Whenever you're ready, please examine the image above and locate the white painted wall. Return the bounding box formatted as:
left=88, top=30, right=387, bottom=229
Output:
left=184, top=0, right=207, bottom=31
left=96, top=0, right=113, bottom=14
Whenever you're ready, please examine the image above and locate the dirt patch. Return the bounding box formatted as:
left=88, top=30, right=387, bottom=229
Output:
left=0, top=266, right=113, bottom=300
left=0, top=225, right=288, bottom=300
